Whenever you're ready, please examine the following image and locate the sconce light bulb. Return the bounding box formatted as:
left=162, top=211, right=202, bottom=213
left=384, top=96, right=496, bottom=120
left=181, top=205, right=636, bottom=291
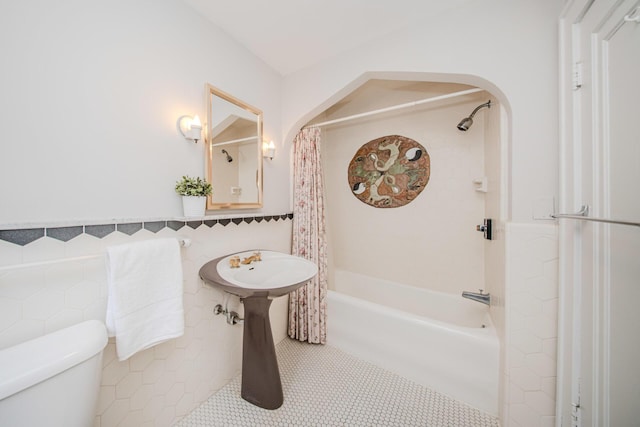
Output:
left=178, top=114, right=202, bottom=143
left=189, top=115, right=202, bottom=143
left=263, top=140, right=276, bottom=160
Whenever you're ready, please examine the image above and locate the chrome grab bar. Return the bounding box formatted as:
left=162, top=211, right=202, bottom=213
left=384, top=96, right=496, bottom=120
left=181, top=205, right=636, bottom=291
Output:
left=551, top=205, right=640, bottom=228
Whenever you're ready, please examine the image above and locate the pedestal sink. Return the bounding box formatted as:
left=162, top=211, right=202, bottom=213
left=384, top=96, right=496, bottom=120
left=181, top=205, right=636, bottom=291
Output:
left=199, top=250, right=317, bottom=409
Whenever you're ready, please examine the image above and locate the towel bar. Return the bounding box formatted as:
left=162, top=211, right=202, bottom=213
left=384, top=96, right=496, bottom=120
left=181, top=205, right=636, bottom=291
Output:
left=551, top=205, right=640, bottom=227
left=0, top=237, right=192, bottom=272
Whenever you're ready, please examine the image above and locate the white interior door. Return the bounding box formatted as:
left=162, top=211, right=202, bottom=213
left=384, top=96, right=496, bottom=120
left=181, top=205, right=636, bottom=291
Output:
left=558, top=1, right=640, bottom=426
left=604, top=5, right=640, bottom=426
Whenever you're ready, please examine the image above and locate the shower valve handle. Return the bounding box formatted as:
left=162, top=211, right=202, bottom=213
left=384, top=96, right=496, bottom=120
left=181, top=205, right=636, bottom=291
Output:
left=476, top=218, right=493, bottom=240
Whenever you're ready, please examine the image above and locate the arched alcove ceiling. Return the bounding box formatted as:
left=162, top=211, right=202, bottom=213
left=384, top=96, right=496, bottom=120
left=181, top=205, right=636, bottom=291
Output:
left=286, top=70, right=513, bottom=220
left=286, top=71, right=512, bottom=145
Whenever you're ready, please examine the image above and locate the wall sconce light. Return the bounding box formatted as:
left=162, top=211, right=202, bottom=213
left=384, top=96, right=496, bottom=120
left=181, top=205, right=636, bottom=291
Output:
left=177, top=115, right=202, bottom=143
left=263, top=140, right=276, bottom=160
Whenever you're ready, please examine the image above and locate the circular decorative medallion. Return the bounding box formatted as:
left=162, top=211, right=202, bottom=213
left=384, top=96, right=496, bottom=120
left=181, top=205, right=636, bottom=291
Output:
left=348, top=135, right=430, bottom=208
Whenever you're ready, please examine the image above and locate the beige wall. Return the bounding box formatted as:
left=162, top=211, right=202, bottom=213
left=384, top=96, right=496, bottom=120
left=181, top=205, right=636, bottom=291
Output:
left=322, top=90, right=493, bottom=295
left=0, top=0, right=287, bottom=223
left=283, top=0, right=562, bottom=223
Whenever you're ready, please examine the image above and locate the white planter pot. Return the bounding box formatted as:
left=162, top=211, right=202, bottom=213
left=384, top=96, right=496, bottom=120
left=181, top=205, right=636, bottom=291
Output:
left=182, top=196, right=207, bottom=217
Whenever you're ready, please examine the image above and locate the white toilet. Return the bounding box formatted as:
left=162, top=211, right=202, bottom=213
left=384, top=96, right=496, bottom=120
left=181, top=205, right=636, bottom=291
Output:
left=0, top=320, right=108, bottom=427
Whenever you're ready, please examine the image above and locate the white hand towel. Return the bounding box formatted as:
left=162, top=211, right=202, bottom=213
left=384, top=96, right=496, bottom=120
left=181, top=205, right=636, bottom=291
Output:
left=106, top=238, right=184, bottom=361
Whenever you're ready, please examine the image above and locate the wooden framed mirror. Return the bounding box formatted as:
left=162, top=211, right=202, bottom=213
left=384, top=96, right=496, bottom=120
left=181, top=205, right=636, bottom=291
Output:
left=205, top=83, right=263, bottom=210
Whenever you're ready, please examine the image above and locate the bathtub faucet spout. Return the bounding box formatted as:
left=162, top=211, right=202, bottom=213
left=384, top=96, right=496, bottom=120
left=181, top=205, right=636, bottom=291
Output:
left=462, top=290, right=491, bottom=306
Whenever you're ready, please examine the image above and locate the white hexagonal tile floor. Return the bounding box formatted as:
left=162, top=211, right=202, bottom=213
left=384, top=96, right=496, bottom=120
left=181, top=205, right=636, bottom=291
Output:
left=175, top=339, right=499, bottom=427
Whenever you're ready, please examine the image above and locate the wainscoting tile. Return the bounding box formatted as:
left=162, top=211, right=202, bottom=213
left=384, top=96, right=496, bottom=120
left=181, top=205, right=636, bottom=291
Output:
left=167, top=221, right=186, bottom=231
left=504, top=223, right=559, bottom=427
left=0, top=228, right=45, bottom=246
left=85, top=224, right=116, bottom=239
left=143, top=221, right=166, bottom=233
left=0, top=213, right=292, bottom=245
left=187, top=221, right=203, bottom=230
left=116, top=223, right=143, bottom=236
left=0, top=214, right=294, bottom=427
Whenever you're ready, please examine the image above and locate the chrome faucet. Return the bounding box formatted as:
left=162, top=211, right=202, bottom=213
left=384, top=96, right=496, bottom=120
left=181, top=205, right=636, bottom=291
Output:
left=462, top=289, right=491, bottom=306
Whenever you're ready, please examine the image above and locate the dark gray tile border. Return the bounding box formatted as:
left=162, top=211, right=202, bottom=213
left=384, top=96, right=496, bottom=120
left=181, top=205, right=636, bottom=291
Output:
left=187, top=221, right=202, bottom=229
left=144, top=221, right=166, bottom=233
left=0, top=212, right=292, bottom=245
left=85, top=224, right=115, bottom=239
left=117, top=223, right=143, bottom=236
left=0, top=228, right=45, bottom=246
left=167, top=221, right=185, bottom=231
left=47, top=226, right=84, bottom=242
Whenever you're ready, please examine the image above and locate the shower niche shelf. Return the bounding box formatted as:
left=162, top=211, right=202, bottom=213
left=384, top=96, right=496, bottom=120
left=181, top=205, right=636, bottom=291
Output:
left=473, top=177, right=488, bottom=193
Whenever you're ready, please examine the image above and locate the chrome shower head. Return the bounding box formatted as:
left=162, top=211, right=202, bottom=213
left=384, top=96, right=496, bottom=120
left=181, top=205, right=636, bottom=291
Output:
left=457, top=100, right=491, bottom=131
left=221, top=149, right=233, bottom=163
left=457, top=117, right=474, bottom=131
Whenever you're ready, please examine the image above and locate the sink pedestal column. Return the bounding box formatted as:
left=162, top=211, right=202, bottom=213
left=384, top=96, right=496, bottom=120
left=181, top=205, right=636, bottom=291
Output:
left=240, top=296, right=283, bottom=409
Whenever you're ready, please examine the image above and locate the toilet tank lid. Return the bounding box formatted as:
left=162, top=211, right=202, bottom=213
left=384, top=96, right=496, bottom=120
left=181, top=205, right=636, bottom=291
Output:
left=0, top=320, right=108, bottom=401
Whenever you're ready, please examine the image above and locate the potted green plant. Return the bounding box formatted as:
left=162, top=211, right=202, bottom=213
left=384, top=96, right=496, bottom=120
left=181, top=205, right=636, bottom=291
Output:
left=175, top=175, right=212, bottom=217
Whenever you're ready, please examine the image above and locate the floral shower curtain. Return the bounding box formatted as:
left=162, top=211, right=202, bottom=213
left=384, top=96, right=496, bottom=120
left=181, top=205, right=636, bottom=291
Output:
left=288, top=126, right=328, bottom=344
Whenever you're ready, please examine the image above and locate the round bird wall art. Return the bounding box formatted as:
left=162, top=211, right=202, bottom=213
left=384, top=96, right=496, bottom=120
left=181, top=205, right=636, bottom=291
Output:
left=347, top=135, right=430, bottom=208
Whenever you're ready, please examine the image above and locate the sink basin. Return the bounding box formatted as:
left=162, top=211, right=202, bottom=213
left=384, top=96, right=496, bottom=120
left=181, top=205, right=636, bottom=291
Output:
left=200, top=250, right=318, bottom=298
left=199, top=250, right=318, bottom=410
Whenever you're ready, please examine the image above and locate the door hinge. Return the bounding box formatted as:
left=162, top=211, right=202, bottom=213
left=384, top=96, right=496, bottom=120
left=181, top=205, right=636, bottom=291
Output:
left=571, top=381, right=581, bottom=427
left=572, top=62, right=583, bottom=90
left=571, top=401, right=581, bottom=426
left=570, top=377, right=582, bottom=427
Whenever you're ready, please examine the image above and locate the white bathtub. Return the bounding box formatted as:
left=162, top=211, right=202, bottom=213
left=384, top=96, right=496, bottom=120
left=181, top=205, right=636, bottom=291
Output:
left=327, top=269, right=499, bottom=415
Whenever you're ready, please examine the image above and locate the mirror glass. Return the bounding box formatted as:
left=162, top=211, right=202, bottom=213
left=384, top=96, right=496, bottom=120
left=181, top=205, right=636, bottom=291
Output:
left=205, top=84, right=263, bottom=210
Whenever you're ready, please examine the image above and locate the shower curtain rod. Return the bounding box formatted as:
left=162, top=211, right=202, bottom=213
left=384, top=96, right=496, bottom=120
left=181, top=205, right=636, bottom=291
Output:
left=303, top=88, right=484, bottom=129
left=211, top=136, right=258, bottom=147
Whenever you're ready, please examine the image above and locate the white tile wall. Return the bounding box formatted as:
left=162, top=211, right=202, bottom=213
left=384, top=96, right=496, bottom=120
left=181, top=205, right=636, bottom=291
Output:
left=503, top=223, right=558, bottom=427
left=0, top=219, right=292, bottom=427
left=323, top=93, right=488, bottom=296
left=1, top=218, right=560, bottom=426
